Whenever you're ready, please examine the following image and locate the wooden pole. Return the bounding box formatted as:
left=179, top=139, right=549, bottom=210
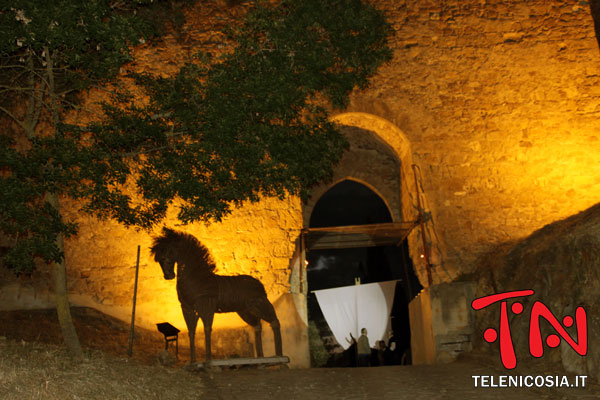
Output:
left=299, top=233, right=305, bottom=293
left=412, top=164, right=433, bottom=287
left=127, top=245, right=141, bottom=357
left=400, top=241, right=414, bottom=300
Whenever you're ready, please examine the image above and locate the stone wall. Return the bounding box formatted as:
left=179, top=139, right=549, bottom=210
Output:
left=342, top=0, right=600, bottom=279
left=303, top=124, right=404, bottom=225
left=472, top=202, right=600, bottom=381
left=409, top=282, right=475, bottom=365
left=3, top=0, right=600, bottom=367
left=60, top=195, right=303, bottom=326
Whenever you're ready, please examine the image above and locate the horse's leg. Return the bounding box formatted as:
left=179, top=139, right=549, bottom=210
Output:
left=271, top=318, right=282, bottom=356
left=254, top=323, right=264, bottom=358
left=182, top=307, right=199, bottom=364
left=200, top=313, right=214, bottom=363
left=237, top=311, right=263, bottom=358
left=260, top=300, right=283, bottom=356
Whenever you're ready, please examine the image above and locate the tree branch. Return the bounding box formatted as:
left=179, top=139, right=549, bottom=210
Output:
left=0, top=105, right=34, bottom=139
left=44, top=46, right=61, bottom=134
left=0, top=85, right=37, bottom=91
left=25, top=51, right=38, bottom=135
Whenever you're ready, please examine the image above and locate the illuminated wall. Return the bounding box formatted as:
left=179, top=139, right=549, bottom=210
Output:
left=340, top=0, right=600, bottom=279
left=3, top=0, right=600, bottom=367
left=57, top=1, right=313, bottom=366
left=59, top=194, right=310, bottom=365
left=61, top=196, right=302, bottom=326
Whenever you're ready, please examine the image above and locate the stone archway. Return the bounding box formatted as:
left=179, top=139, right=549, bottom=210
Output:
left=296, top=113, right=437, bottom=367
left=301, top=112, right=440, bottom=288
left=287, top=113, right=445, bottom=367
left=305, top=178, right=421, bottom=366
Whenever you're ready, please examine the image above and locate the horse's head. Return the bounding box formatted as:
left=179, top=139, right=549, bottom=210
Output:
left=150, top=226, right=216, bottom=280
left=154, top=248, right=176, bottom=280
left=150, top=227, right=178, bottom=280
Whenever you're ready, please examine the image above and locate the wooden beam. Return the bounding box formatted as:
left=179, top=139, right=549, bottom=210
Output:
left=193, top=356, right=290, bottom=369
left=303, top=221, right=418, bottom=250
left=305, top=221, right=417, bottom=234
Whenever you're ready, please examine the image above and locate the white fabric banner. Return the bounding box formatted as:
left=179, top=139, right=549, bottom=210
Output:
left=314, top=280, right=397, bottom=350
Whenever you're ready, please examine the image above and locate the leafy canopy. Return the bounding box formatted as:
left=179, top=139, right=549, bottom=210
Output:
left=90, top=0, right=393, bottom=225
left=0, top=0, right=393, bottom=272
left=0, top=0, right=183, bottom=271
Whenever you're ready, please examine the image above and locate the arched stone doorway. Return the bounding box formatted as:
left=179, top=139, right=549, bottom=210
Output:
left=305, top=179, right=422, bottom=367
left=301, top=112, right=443, bottom=288
left=287, top=112, right=441, bottom=367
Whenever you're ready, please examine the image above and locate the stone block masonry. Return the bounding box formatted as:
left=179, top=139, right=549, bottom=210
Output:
left=344, top=0, right=600, bottom=275
left=3, top=0, right=600, bottom=367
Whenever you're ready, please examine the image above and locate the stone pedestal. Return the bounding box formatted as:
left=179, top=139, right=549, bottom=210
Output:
left=272, top=293, right=310, bottom=368
left=409, top=281, right=475, bottom=365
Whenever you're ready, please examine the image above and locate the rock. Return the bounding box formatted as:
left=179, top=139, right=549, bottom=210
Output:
left=157, top=350, right=176, bottom=367
left=503, top=32, right=524, bottom=43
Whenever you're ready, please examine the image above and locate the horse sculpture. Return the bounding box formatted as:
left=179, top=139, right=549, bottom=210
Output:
left=150, top=227, right=283, bottom=363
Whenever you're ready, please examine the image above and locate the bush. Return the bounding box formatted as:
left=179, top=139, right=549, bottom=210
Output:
left=308, top=320, right=330, bottom=367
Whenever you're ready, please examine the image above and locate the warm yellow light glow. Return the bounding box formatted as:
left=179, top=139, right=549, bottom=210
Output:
left=90, top=196, right=302, bottom=333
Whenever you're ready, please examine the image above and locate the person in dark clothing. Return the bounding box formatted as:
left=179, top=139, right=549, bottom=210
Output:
left=357, top=328, right=371, bottom=367
left=375, top=340, right=386, bottom=366
left=384, top=330, right=400, bottom=365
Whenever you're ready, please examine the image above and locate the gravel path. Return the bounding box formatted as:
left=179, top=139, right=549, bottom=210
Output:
left=194, top=361, right=598, bottom=400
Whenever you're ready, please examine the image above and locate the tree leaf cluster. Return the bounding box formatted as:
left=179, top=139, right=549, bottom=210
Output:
left=0, top=0, right=164, bottom=89
left=88, top=0, right=393, bottom=227
left=0, top=0, right=393, bottom=272
left=0, top=0, right=185, bottom=271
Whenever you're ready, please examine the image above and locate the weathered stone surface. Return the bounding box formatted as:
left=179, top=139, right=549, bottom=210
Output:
left=3, top=0, right=600, bottom=369
left=409, top=282, right=475, bottom=365
left=342, top=0, right=600, bottom=281
left=473, top=203, right=600, bottom=382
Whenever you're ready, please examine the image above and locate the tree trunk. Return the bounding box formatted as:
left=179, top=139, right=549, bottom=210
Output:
left=48, top=193, right=84, bottom=359
left=40, top=48, right=83, bottom=359
left=590, top=0, right=600, bottom=51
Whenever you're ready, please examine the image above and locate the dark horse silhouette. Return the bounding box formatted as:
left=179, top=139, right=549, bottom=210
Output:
left=150, top=227, right=283, bottom=363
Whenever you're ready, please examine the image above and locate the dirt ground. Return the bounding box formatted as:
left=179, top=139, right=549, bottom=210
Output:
left=0, top=307, right=171, bottom=364
left=0, top=308, right=597, bottom=399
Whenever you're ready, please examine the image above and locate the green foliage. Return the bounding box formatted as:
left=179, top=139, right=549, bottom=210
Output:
left=89, top=0, right=393, bottom=226
left=0, top=0, right=175, bottom=271
left=308, top=320, right=330, bottom=367
left=0, top=0, right=393, bottom=272
left=0, top=0, right=160, bottom=88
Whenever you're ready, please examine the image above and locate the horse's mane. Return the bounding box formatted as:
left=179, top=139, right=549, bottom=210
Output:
left=150, top=227, right=216, bottom=273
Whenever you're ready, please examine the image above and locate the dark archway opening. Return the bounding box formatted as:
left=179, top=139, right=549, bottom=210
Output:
left=306, top=180, right=422, bottom=367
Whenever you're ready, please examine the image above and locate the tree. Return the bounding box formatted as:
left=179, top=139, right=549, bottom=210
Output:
left=0, top=0, right=187, bottom=358
left=89, top=0, right=393, bottom=226
left=590, top=0, right=600, bottom=49
left=0, top=0, right=392, bottom=358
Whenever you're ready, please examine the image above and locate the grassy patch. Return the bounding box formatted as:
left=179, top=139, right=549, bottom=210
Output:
left=0, top=338, right=204, bottom=399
